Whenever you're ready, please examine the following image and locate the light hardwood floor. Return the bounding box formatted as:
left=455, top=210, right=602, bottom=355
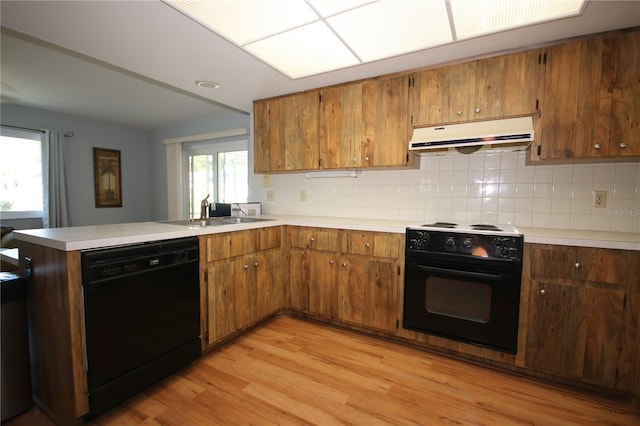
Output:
left=8, top=316, right=640, bottom=425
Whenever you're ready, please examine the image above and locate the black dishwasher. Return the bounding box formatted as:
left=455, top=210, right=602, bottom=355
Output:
left=81, top=237, right=200, bottom=421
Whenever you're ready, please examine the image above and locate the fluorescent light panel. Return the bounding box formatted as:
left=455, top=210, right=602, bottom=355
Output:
left=166, top=0, right=588, bottom=79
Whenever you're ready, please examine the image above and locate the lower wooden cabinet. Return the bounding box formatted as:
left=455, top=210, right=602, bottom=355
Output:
left=200, top=227, right=283, bottom=348
left=287, top=226, right=402, bottom=333
left=523, top=244, right=638, bottom=388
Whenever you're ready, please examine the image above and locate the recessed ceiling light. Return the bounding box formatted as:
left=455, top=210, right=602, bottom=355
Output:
left=195, top=80, right=220, bottom=89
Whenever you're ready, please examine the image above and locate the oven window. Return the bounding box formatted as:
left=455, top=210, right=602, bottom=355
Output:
left=425, top=277, right=492, bottom=323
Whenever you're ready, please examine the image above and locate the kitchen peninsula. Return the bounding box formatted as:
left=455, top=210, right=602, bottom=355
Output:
left=13, top=217, right=640, bottom=424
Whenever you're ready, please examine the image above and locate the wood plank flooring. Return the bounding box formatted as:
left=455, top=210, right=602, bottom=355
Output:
left=8, top=316, right=640, bottom=425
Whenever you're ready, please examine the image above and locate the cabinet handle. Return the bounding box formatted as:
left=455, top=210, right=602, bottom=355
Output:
left=475, top=107, right=481, bottom=113
left=456, top=110, right=463, bottom=116
left=352, top=158, right=357, bottom=163
left=594, top=143, right=601, bottom=149
left=620, top=142, right=627, bottom=148
left=365, top=242, right=370, bottom=248
left=310, top=237, right=315, bottom=243
left=365, top=156, right=370, bottom=162
left=540, top=288, right=546, bottom=296
left=329, top=260, right=335, bottom=265
left=243, top=264, right=249, bottom=270
left=254, top=262, right=259, bottom=267
left=287, top=161, right=292, bottom=166
left=342, top=262, right=348, bottom=268
left=574, top=262, right=582, bottom=269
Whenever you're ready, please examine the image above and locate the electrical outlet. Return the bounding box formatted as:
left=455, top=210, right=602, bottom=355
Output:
left=300, top=189, right=307, bottom=201
left=267, top=191, right=275, bottom=201
left=263, top=174, right=272, bottom=187
left=593, top=190, right=607, bottom=208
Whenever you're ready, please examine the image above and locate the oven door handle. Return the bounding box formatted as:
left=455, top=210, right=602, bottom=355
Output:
left=415, top=264, right=503, bottom=282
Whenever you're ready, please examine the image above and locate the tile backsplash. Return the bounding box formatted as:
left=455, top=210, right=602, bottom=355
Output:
left=254, top=150, right=640, bottom=233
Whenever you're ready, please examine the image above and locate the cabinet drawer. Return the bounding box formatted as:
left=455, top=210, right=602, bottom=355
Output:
left=530, top=245, right=628, bottom=285
left=288, top=227, right=343, bottom=252
left=257, top=226, right=282, bottom=251
left=204, top=230, right=258, bottom=262
left=346, top=231, right=402, bottom=258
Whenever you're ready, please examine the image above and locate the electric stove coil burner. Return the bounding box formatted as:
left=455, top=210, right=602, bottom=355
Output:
left=421, top=222, right=458, bottom=228
left=470, top=224, right=503, bottom=231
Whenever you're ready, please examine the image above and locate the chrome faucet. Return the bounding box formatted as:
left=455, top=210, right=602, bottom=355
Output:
left=199, top=194, right=210, bottom=220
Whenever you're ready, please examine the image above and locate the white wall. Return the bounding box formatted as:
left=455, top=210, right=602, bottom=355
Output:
left=254, top=150, right=640, bottom=233
left=1, top=104, right=152, bottom=226
left=147, top=111, right=250, bottom=221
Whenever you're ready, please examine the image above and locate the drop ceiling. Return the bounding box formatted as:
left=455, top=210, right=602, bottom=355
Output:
left=1, top=0, right=639, bottom=131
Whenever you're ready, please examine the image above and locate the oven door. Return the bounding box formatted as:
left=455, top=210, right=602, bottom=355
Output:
left=403, top=253, right=521, bottom=353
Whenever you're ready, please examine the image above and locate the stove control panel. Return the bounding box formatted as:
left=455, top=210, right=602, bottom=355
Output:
left=406, top=228, right=523, bottom=260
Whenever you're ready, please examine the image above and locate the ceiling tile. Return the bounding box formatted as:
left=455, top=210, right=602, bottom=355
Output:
left=244, top=21, right=360, bottom=79
left=169, top=0, right=318, bottom=45
left=305, top=0, right=377, bottom=17
left=328, top=0, right=452, bottom=62
left=450, top=0, right=587, bottom=40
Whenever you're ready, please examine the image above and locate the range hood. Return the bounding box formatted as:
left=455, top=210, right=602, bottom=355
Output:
left=409, top=116, right=534, bottom=153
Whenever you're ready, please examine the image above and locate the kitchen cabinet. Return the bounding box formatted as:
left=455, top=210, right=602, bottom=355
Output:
left=361, top=75, right=413, bottom=168
left=318, top=82, right=363, bottom=169
left=531, top=28, right=640, bottom=161
left=255, top=75, right=415, bottom=172
left=411, top=50, right=540, bottom=127
left=201, top=227, right=283, bottom=347
left=287, top=227, right=402, bottom=333
left=524, top=244, right=637, bottom=388
left=253, top=91, right=319, bottom=172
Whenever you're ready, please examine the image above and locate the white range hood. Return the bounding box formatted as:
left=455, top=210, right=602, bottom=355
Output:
left=409, top=116, right=534, bottom=153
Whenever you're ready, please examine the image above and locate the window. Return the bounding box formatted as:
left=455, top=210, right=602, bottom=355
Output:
left=183, top=140, right=248, bottom=219
left=0, top=127, right=44, bottom=219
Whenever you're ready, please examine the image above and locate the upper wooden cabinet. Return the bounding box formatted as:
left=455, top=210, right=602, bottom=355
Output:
left=361, top=75, right=412, bottom=168
left=318, top=83, right=363, bottom=169
left=411, top=50, right=540, bottom=127
left=531, top=28, right=640, bottom=161
left=318, top=75, right=412, bottom=169
left=255, top=75, right=413, bottom=173
left=608, top=29, right=640, bottom=157
left=254, top=91, right=320, bottom=172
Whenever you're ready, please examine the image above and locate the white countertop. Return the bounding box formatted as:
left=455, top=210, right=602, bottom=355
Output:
left=12, top=215, right=640, bottom=251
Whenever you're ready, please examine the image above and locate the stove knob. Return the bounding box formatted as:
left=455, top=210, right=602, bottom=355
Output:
left=463, top=238, right=472, bottom=248
left=446, top=237, right=456, bottom=248
left=501, top=247, right=511, bottom=256
left=493, top=237, right=502, bottom=247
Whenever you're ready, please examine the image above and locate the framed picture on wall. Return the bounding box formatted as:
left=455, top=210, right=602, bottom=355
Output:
left=93, top=147, right=122, bottom=208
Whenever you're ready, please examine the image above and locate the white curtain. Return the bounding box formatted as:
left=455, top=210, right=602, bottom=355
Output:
left=42, top=129, right=70, bottom=228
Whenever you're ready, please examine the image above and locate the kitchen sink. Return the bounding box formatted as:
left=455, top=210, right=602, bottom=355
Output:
left=159, top=217, right=274, bottom=227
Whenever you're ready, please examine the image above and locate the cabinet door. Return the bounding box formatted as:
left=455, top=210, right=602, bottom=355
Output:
left=279, top=91, right=320, bottom=171
left=536, top=37, right=612, bottom=160
left=319, top=83, right=363, bottom=169
left=255, top=249, right=283, bottom=319
left=412, top=62, right=474, bottom=126
left=525, top=280, right=625, bottom=386
left=207, top=256, right=257, bottom=346
left=309, top=252, right=339, bottom=318
left=338, top=255, right=398, bottom=332
left=288, top=249, right=310, bottom=311
left=362, top=75, right=411, bottom=167
left=608, top=29, right=640, bottom=157
left=473, top=50, right=540, bottom=120
left=253, top=92, right=320, bottom=172
left=253, top=98, right=276, bottom=173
